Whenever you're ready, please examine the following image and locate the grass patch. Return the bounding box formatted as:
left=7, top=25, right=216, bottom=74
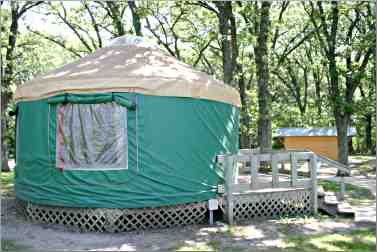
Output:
left=223, top=248, right=296, bottom=252
left=173, top=240, right=220, bottom=251
left=278, top=213, right=328, bottom=224
left=319, top=180, right=359, bottom=192
left=170, top=226, right=375, bottom=252
left=1, top=239, right=31, bottom=251
left=222, top=247, right=246, bottom=252
left=350, top=155, right=375, bottom=161
left=319, top=180, right=375, bottom=206
left=282, top=227, right=376, bottom=251
left=276, top=214, right=331, bottom=235
left=1, top=171, right=15, bottom=197
left=350, top=156, right=376, bottom=175
left=319, top=180, right=374, bottom=199
left=355, top=162, right=376, bottom=175
left=207, top=240, right=221, bottom=250
left=226, top=226, right=237, bottom=237
left=348, top=196, right=375, bottom=207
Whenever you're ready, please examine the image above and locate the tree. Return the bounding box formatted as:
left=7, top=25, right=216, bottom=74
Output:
left=28, top=1, right=131, bottom=57
left=2, top=1, right=375, bottom=162
left=356, top=49, right=376, bottom=154
left=128, top=1, right=142, bottom=36
left=145, top=1, right=186, bottom=59
left=213, top=1, right=238, bottom=86
left=195, top=2, right=255, bottom=148
left=255, top=1, right=272, bottom=150
left=188, top=1, right=239, bottom=85
left=305, top=1, right=375, bottom=167
left=96, top=1, right=127, bottom=36
left=1, top=1, right=42, bottom=172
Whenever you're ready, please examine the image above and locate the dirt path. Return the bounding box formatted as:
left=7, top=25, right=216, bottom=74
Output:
left=318, top=175, right=376, bottom=223
left=2, top=157, right=375, bottom=251
left=316, top=156, right=376, bottom=223
left=1, top=197, right=374, bottom=251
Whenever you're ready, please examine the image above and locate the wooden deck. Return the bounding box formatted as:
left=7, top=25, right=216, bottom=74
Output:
left=216, top=149, right=350, bottom=224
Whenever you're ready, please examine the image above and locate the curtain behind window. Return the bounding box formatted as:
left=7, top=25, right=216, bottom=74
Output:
left=56, top=102, right=128, bottom=170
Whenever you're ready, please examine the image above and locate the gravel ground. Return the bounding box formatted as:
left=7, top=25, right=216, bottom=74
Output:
left=2, top=157, right=375, bottom=251
left=1, top=197, right=374, bottom=251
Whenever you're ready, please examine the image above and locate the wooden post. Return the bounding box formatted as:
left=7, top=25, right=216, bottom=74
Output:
left=250, top=154, right=259, bottom=189
left=224, top=155, right=235, bottom=225
left=309, top=153, right=318, bottom=214
left=281, top=162, right=285, bottom=171
left=290, top=152, right=298, bottom=187
left=209, top=210, right=214, bottom=225
left=339, top=176, right=346, bottom=200
left=234, top=160, right=239, bottom=184
left=271, top=154, right=279, bottom=187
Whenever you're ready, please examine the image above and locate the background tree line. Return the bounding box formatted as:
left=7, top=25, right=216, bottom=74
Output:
left=1, top=0, right=375, bottom=171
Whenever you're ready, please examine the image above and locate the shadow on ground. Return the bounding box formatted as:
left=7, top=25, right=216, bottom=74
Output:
left=2, top=197, right=375, bottom=251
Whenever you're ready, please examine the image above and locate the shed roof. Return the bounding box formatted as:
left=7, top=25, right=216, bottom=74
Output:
left=275, top=127, right=357, bottom=137
left=15, top=35, right=240, bottom=107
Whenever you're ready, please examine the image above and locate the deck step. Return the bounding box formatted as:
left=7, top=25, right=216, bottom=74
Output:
left=317, top=186, right=325, bottom=197
left=318, top=190, right=355, bottom=218
left=318, top=198, right=337, bottom=216
left=324, top=192, right=340, bottom=205
left=355, top=209, right=375, bottom=222
left=337, top=202, right=355, bottom=218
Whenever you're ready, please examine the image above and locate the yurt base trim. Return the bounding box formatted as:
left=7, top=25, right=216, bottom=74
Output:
left=218, top=188, right=313, bottom=223
left=15, top=199, right=208, bottom=232
left=16, top=190, right=314, bottom=232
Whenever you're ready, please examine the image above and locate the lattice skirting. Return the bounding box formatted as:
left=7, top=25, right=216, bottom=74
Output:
left=16, top=199, right=207, bottom=232
left=219, top=189, right=313, bottom=223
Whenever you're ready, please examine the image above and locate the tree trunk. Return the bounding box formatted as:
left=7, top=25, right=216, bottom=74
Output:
left=1, top=113, right=9, bottom=172
left=365, top=114, right=372, bottom=153
left=128, top=1, right=142, bottom=36
left=1, top=2, right=19, bottom=172
left=255, top=1, right=272, bottom=151
left=359, top=85, right=373, bottom=154
left=313, top=69, right=322, bottom=117
left=215, top=2, right=237, bottom=86
left=238, top=71, right=251, bottom=149
left=336, top=115, right=350, bottom=170
left=107, top=2, right=126, bottom=36
left=368, top=44, right=376, bottom=155
left=325, top=3, right=346, bottom=168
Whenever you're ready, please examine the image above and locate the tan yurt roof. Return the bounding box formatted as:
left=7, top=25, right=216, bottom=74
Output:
left=15, top=36, right=241, bottom=107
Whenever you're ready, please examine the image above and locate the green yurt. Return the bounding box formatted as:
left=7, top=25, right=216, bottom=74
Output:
left=14, top=36, right=240, bottom=210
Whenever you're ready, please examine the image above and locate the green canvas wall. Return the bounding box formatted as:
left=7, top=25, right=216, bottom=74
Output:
left=15, top=93, right=239, bottom=208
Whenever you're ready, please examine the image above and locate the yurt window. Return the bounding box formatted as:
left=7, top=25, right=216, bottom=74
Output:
left=56, top=102, right=128, bottom=170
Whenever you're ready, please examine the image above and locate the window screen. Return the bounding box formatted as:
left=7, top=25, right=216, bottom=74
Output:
left=56, top=102, right=128, bottom=170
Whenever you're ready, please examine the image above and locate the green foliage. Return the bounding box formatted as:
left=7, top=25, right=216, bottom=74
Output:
left=318, top=178, right=375, bottom=207
left=319, top=180, right=362, bottom=193
left=179, top=227, right=376, bottom=252
left=283, top=228, right=376, bottom=252
left=272, top=137, right=284, bottom=150
left=1, top=1, right=375, bottom=157
left=1, top=27, right=75, bottom=158
left=1, top=170, right=14, bottom=197
left=1, top=239, right=32, bottom=251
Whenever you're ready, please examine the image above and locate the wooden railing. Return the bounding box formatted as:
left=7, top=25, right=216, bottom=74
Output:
left=217, top=150, right=319, bottom=224
left=217, top=149, right=352, bottom=224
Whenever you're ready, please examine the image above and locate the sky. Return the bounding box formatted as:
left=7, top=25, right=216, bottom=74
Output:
left=1, top=1, right=193, bottom=53
left=17, top=2, right=124, bottom=45
left=22, top=2, right=96, bottom=40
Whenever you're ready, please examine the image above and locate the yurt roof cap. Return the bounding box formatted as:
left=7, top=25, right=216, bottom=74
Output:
left=106, top=35, right=161, bottom=49
left=15, top=35, right=241, bottom=107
